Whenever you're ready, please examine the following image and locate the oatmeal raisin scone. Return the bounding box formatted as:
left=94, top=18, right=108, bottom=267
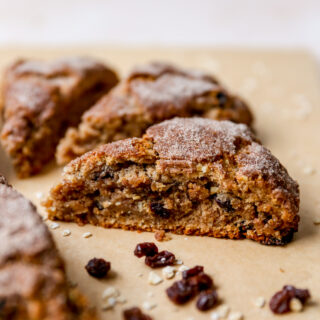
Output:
left=56, top=62, right=253, bottom=164
left=0, top=175, right=97, bottom=319
left=44, top=118, right=299, bottom=245
left=1, top=57, right=118, bottom=178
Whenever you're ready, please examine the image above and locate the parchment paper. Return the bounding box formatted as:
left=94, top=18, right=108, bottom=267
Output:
left=0, top=47, right=319, bottom=319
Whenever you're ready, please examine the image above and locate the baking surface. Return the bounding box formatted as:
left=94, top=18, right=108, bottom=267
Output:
left=0, top=47, right=319, bottom=319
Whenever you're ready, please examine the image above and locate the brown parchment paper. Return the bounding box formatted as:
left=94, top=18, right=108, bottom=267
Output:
left=0, top=47, right=319, bottom=319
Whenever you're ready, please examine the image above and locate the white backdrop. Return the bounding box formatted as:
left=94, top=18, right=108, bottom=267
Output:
left=0, top=0, right=319, bottom=57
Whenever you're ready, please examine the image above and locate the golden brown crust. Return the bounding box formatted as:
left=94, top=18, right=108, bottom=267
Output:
left=56, top=62, right=253, bottom=164
left=1, top=57, right=118, bottom=178
left=0, top=180, right=97, bottom=319
left=47, top=118, right=299, bottom=246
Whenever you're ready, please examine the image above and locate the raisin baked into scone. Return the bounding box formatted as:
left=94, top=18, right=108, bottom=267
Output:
left=0, top=175, right=97, bottom=319
left=1, top=57, right=118, bottom=178
left=44, top=118, right=299, bottom=245
left=56, top=62, right=253, bottom=164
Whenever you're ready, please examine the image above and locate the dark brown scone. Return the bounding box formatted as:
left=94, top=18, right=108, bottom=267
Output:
left=0, top=176, right=97, bottom=319
left=1, top=57, right=118, bottom=177
left=56, top=62, right=253, bottom=164
left=44, top=118, right=299, bottom=245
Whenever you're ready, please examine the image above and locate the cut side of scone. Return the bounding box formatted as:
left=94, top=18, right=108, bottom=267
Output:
left=45, top=118, right=299, bottom=245
left=56, top=62, right=253, bottom=164
left=1, top=57, right=118, bottom=177
left=0, top=175, right=97, bottom=319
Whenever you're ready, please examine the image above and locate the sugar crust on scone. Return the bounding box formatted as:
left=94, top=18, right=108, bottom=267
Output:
left=56, top=62, right=253, bottom=164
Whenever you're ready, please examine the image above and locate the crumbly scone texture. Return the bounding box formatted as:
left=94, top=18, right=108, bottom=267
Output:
left=1, top=57, right=118, bottom=178
left=45, top=118, right=299, bottom=245
left=0, top=180, right=97, bottom=319
left=56, top=62, right=253, bottom=164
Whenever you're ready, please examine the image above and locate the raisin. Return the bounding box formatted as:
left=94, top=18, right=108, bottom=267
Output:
left=145, top=250, right=175, bottom=268
left=85, top=258, right=110, bottom=278
left=214, top=194, right=234, bottom=212
left=188, top=272, right=214, bottom=291
left=134, top=242, right=158, bottom=258
left=284, top=285, right=310, bottom=304
left=123, top=307, right=152, bottom=320
left=94, top=200, right=104, bottom=210
left=150, top=202, right=171, bottom=218
left=269, top=285, right=310, bottom=314
left=182, top=265, right=204, bottom=279
left=92, top=167, right=113, bottom=180
left=217, top=92, right=228, bottom=107
left=196, top=289, right=218, bottom=311
left=166, top=279, right=197, bottom=304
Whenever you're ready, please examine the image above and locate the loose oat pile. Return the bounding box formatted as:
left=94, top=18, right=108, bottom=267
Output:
left=44, top=117, right=299, bottom=245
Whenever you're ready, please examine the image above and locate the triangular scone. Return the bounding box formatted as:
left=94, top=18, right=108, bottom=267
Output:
left=1, top=57, right=118, bottom=177
left=56, top=62, right=253, bottom=164
left=0, top=175, right=96, bottom=319
left=45, top=118, right=299, bottom=245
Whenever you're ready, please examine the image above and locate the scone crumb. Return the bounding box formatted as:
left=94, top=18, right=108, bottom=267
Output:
left=154, top=230, right=172, bottom=241
left=313, top=217, right=320, bottom=225
left=218, top=305, right=230, bottom=318
left=148, top=271, right=163, bottom=285
left=162, top=266, right=176, bottom=279
left=102, top=287, right=119, bottom=299
left=290, top=298, right=303, bottom=312
left=82, top=232, right=92, bottom=238
left=50, top=222, right=60, bottom=230
left=178, top=265, right=189, bottom=272
left=62, top=229, right=71, bottom=237
left=228, top=311, right=243, bottom=320
left=35, top=191, right=44, bottom=199
left=116, top=296, right=127, bottom=304
left=210, top=311, right=221, bottom=320
left=302, top=166, right=316, bottom=175
left=142, top=301, right=157, bottom=311
left=253, top=296, right=265, bottom=308
left=101, top=297, right=117, bottom=310
left=175, top=259, right=183, bottom=265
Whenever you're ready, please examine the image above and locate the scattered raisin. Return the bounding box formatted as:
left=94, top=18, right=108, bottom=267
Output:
left=145, top=250, right=175, bottom=268
left=166, top=279, right=197, bottom=304
left=85, top=258, right=110, bottom=278
left=188, top=272, right=214, bottom=291
left=150, top=202, right=171, bottom=218
left=217, top=92, right=228, bottom=106
left=123, top=307, right=152, bottom=320
left=182, top=265, right=204, bottom=279
left=134, top=242, right=158, bottom=258
left=214, top=194, right=234, bottom=212
left=269, top=285, right=310, bottom=314
left=196, top=289, right=218, bottom=311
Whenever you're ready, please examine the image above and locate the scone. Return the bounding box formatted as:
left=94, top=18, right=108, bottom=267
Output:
left=1, top=57, right=118, bottom=177
left=56, top=62, right=253, bottom=164
left=0, top=174, right=97, bottom=319
left=44, top=118, right=299, bottom=245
